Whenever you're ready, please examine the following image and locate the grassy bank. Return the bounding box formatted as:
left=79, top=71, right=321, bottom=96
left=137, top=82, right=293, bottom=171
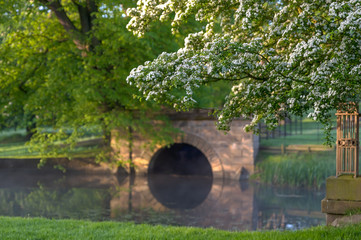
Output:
left=0, top=128, right=102, bottom=159
left=256, top=118, right=337, bottom=189
left=254, top=151, right=335, bottom=189
left=0, top=216, right=360, bottom=240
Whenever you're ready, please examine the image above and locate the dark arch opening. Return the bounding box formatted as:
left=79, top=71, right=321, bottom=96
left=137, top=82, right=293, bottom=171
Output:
left=148, top=143, right=213, bottom=209
left=148, top=143, right=213, bottom=176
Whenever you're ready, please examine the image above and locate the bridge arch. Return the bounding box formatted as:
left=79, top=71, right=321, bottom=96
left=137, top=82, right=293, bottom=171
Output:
left=149, top=133, right=225, bottom=179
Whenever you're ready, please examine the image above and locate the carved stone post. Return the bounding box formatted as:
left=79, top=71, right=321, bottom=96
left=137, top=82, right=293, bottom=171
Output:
left=336, top=103, right=359, bottom=178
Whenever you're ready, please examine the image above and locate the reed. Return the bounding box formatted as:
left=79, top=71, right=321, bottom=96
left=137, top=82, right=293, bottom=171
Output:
left=255, top=151, right=335, bottom=189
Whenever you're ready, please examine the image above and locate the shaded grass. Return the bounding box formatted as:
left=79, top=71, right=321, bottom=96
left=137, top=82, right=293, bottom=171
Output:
left=1, top=216, right=361, bottom=240
left=0, top=129, right=27, bottom=145
left=254, top=151, right=335, bottom=189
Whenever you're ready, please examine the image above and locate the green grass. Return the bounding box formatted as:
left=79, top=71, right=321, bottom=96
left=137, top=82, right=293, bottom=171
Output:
left=345, top=208, right=361, bottom=216
left=260, top=119, right=336, bottom=147
left=0, top=127, right=104, bottom=159
left=0, top=135, right=102, bottom=159
left=254, top=151, right=335, bottom=189
left=0, top=129, right=35, bottom=158
left=0, top=216, right=361, bottom=240
left=0, top=128, right=27, bottom=143
left=257, top=119, right=337, bottom=188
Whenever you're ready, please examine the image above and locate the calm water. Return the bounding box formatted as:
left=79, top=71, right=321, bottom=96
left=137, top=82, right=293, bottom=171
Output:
left=0, top=169, right=325, bottom=231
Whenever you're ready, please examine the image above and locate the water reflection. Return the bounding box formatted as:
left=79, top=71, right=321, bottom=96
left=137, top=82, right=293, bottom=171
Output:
left=254, top=184, right=325, bottom=230
left=0, top=169, right=325, bottom=231
left=148, top=174, right=213, bottom=209
left=0, top=169, right=113, bottom=220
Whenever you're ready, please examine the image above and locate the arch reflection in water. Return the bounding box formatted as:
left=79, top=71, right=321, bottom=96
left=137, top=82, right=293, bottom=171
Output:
left=148, top=143, right=213, bottom=209
left=148, top=175, right=213, bottom=209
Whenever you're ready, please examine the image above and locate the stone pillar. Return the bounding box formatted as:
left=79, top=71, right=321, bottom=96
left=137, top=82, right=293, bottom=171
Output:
left=322, top=103, right=361, bottom=225
left=322, top=176, right=361, bottom=225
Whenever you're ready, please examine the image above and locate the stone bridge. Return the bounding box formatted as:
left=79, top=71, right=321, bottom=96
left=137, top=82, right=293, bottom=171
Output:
left=111, top=110, right=259, bottom=180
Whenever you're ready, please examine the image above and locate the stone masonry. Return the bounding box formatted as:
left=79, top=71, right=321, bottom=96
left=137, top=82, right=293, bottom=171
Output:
left=111, top=111, right=259, bottom=181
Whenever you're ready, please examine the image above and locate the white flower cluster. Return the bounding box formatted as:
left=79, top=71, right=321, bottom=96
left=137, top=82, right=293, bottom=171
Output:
left=126, top=0, right=361, bottom=142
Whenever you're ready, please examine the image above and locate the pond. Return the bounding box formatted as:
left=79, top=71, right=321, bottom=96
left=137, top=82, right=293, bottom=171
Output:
left=0, top=169, right=325, bottom=231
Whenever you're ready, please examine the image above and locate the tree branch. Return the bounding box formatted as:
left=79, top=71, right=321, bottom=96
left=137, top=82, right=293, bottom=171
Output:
left=71, top=0, right=91, bottom=34
left=38, top=0, right=87, bottom=50
left=18, top=49, right=49, bottom=94
left=203, top=72, right=267, bottom=83
left=71, top=0, right=100, bottom=51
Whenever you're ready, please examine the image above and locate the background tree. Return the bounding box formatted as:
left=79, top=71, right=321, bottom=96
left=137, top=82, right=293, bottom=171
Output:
left=0, top=0, right=183, bottom=166
left=126, top=0, right=361, bottom=144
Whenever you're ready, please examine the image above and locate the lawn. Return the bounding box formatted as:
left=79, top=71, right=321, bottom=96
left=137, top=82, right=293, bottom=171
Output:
left=0, top=216, right=360, bottom=240
left=260, top=118, right=336, bottom=147
left=0, top=128, right=102, bottom=159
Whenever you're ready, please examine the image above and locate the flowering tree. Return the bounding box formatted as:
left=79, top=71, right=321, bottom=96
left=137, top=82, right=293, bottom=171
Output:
left=126, top=0, right=361, bottom=143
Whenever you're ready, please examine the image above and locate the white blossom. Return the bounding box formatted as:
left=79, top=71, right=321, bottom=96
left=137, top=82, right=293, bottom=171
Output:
left=126, top=0, right=361, bottom=143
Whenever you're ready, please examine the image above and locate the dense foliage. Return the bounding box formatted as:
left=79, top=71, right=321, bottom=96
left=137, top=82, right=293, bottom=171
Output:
left=0, top=0, right=182, bottom=160
left=126, top=0, right=361, bottom=143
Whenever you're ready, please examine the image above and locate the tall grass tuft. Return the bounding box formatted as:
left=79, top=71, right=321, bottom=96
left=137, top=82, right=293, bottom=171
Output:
left=255, top=151, right=335, bottom=189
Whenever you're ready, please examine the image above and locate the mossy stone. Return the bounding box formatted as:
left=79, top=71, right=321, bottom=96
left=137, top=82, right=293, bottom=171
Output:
left=326, top=175, right=361, bottom=201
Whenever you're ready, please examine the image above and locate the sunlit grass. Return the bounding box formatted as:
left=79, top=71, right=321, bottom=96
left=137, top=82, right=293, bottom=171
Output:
left=0, top=146, right=101, bottom=159
left=260, top=119, right=336, bottom=147
left=1, top=216, right=361, bottom=240
left=0, top=128, right=102, bottom=159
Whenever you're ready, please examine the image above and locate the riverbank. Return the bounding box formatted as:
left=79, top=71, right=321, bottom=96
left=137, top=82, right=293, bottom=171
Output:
left=255, top=119, right=336, bottom=189
left=0, top=216, right=360, bottom=239
left=254, top=151, right=335, bottom=189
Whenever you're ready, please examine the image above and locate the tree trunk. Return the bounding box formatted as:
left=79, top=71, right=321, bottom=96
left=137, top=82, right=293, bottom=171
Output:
left=128, top=126, right=136, bottom=177
left=128, top=170, right=135, bottom=212
left=25, top=114, right=36, bottom=141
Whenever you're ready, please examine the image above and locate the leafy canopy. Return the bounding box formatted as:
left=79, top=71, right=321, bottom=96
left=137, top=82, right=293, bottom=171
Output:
left=126, top=0, right=361, bottom=143
left=0, top=0, right=182, bottom=159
